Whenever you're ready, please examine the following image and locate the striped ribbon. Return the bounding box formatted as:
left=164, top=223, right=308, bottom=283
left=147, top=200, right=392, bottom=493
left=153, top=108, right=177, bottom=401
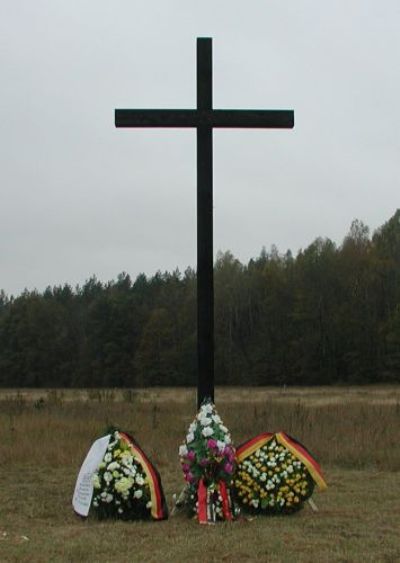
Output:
left=197, top=479, right=234, bottom=523
left=236, top=431, right=327, bottom=491
left=119, top=432, right=169, bottom=520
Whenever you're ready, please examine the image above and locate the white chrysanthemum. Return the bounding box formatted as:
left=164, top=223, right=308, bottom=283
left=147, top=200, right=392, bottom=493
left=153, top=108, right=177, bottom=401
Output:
left=120, top=450, right=133, bottom=462
left=115, top=477, right=134, bottom=494
left=92, top=474, right=101, bottom=489
left=220, top=425, right=228, bottom=433
left=189, top=422, right=196, bottom=433
left=202, top=426, right=213, bottom=437
left=103, top=471, right=113, bottom=484
left=179, top=444, right=188, bottom=457
left=108, top=461, right=119, bottom=471
left=186, top=432, right=195, bottom=443
left=225, top=435, right=231, bottom=444
left=212, top=414, right=221, bottom=423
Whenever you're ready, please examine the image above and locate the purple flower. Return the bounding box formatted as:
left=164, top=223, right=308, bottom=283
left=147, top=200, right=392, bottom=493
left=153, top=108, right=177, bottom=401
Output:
left=207, top=439, right=217, bottom=450
left=187, top=450, right=196, bottom=461
left=223, top=446, right=235, bottom=461
left=223, top=462, right=234, bottom=474
left=185, top=471, right=195, bottom=483
left=182, top=463, right=190, bottom=473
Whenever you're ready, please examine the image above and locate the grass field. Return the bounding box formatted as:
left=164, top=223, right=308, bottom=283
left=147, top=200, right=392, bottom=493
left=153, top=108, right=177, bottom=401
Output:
left=1, top=386, right=400, bottom=562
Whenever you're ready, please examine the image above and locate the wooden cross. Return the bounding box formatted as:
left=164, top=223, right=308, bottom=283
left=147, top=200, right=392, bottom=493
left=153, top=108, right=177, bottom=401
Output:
left=115, top=38, right=294, bottom=408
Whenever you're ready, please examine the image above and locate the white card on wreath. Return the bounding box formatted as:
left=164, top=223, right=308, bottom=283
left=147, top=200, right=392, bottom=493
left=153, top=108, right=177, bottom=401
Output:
left=72, top=434, right=111, bottom=517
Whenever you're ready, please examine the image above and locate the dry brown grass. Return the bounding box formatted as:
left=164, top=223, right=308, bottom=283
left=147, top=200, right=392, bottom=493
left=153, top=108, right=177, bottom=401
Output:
left=0, top=386, right=400, bottom=562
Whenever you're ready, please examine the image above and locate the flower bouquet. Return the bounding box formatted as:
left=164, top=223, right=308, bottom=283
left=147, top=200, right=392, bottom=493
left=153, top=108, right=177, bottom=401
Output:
left=177, top=399, right=236, bottom=523
left=73, top=429, right=168, bottom=521
left=233, top=432, right=327, bottom=515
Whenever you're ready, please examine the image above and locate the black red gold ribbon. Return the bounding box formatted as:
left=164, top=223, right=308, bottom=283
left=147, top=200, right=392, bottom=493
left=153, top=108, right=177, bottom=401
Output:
left=119, top=432, right=169, bottom=520
left=236, top=431, right=327, bottom=491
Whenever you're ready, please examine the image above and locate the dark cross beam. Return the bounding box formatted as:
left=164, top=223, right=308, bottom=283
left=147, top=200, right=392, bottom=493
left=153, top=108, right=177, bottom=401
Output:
left=115, top=38, right=294, bottom=408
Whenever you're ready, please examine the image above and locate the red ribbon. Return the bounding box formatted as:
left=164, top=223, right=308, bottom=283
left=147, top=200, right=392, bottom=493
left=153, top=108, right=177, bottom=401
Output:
left=197, top=478, right=208, bottom=524
left=198, top=479, right=233, bottom=523
left=219, top=481, right=233, bottom=521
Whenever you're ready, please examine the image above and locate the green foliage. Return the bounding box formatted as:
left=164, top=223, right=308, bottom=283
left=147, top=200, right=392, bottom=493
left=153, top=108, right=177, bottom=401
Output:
left=0, top=211, right=400, bottom=387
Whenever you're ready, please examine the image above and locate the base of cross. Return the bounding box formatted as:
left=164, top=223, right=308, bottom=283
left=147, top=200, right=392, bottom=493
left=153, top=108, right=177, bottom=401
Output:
left=72, top=402, right=327, bottom=524
left=176, top=399, right=327, bottom=521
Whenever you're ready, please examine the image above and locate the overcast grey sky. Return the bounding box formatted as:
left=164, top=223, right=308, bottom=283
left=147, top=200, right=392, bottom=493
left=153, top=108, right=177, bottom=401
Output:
left=1, top=0, right=399, bottom=296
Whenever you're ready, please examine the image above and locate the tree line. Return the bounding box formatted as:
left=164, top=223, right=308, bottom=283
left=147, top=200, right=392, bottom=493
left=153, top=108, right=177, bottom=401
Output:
left=1, top=211, right=400, bottom=388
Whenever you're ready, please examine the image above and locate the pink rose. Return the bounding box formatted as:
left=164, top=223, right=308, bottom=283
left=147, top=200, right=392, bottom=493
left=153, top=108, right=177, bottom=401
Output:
left=199, top=458, right=209, bottom=467
left=182, top=463, right=190, bottom=473
left=187, top=450, right=196, bottom=461
left=207, top=439, right=217, bottom=450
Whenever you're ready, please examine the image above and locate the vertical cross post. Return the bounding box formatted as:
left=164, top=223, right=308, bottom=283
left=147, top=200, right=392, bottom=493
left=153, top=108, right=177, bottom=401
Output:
left=196, top=38, right=214, bottom=407
left=115, top=37, right=294, bottom=410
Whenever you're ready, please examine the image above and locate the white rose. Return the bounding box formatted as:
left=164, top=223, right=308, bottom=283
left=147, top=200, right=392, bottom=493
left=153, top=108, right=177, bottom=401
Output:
left=186, top=432, right=195, bottom=443
left=200, top=417, right=212, bottom=426
left=212, top=414, right=221, bottom=423
left=217, top=440, right=225, bottom=452
left=179, top=445, right=188, bottom=457
left=200, top=404, right=213, bottom=415
left=202, top=427, right=213, bottom=437
left=220, top=425, right=228, bottom=433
